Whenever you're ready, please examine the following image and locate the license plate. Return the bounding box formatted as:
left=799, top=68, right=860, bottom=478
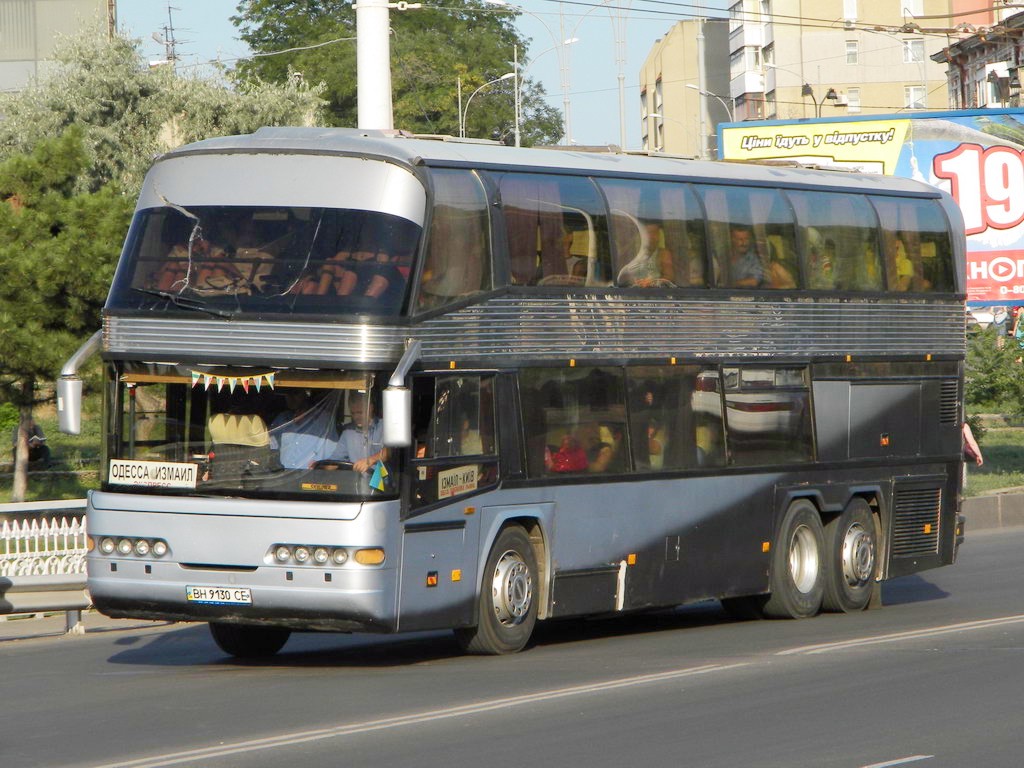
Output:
left=186, top=585, right=252, bottom=605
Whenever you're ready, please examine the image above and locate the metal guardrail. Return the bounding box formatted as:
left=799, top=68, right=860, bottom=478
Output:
left=0, top=500, right=89, bottom=634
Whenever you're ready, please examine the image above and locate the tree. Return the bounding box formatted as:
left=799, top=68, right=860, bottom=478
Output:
left=232, top=0, right=564, bottom=144
left=0, top=31, right=326, bottom=197
left=0, top=129, right=133, bottom=500
left=0, top=30, right=327, bottom=499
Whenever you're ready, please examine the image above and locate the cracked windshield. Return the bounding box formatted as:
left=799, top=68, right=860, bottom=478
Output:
left=108, top=206, right=421, bottom=316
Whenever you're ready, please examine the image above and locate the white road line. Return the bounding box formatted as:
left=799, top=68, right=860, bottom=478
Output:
left=777, top=614, right=1024, bottom=656
left=89, top=662, right=749, bottom=768
left=860, top=755, right=933, bottom=768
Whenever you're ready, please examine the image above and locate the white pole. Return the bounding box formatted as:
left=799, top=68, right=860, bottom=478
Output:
left=695, top=3, right=708, bottom=159
left=356, top=0, right=394, bottom=129
left=514, top=45, right=521, bottom=147
left=458, top=76, right=463, bottom=138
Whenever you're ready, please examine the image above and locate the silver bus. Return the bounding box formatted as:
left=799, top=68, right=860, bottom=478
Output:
left=64, top=128, right=966, bottom=656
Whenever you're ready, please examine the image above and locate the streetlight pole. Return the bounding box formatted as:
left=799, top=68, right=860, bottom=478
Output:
left=461, top=72, right=515, bottom=138
left=514, top=38, right=578, bottom=147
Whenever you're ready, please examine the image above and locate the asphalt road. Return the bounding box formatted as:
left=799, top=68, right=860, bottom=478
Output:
left=5, top=527, right=1024, bottom=768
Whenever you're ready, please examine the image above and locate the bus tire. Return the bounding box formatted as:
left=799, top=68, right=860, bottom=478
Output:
left=455, top=526, right=538, bottom=655
left=763, top=499, right=825, bottom=619
left=822, top=499, right=877, bottom=613
left=209, top=622, right=291, bottom=658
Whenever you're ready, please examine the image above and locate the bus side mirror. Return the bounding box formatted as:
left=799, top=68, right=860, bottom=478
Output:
left=382, top=386, right=411, bottom=447
left=57, top=376, right=83, bottom=435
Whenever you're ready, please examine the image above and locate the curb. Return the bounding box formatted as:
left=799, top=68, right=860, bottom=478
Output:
left=963, top=492, right=1024, bottom=531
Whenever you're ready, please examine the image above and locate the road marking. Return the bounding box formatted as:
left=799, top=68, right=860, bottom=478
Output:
left=777, top=614, right=1024, bottom=656
left=89, top=662, right=749, bottom=768
left=860, top=755, right=933, bottom=768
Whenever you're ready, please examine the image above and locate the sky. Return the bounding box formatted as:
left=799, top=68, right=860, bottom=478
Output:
left=117, top=1, right=731, bottom=149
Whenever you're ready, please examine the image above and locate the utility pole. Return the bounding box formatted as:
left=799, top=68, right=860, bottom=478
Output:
left=356, top=0, right=394, bottom=130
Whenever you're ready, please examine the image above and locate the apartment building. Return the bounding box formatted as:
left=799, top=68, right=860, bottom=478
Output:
left=639, top=19, right=730, bottom=157
left=931, top=9, right=1024, bottom=109
left=727, top=0, right=970, bottom=123
left=0, top=0, right=113, bottom=92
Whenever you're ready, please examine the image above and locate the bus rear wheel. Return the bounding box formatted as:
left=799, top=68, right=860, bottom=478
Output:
left=763, top=499, right=825, bottom=619
left=209, top=622, right=291, bottom=658
left=455, top=525, right=538, bottom=655
left=822, top=499, right=877, bottom=613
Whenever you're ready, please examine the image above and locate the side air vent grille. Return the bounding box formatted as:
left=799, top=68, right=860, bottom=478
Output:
left=939, top=379, right=959, bottom=425
left=892, top=486, right=941, bottom=557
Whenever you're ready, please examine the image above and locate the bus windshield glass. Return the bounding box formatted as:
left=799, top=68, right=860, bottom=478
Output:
left=107, top=206, right=421, bottom=316
left=105, top=363, right=399, bottom=502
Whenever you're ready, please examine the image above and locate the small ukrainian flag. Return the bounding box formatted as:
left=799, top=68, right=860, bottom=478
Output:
left=369, top=460, right=388, bottom=491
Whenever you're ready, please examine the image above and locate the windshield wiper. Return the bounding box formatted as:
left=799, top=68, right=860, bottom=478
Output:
left=132, top=288, right=237, bottom=319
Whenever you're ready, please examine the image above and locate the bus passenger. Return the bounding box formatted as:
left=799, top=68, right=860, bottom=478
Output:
left=269, top=390, right=339, bottom=469
left=727, top=225, right=765, bottom=288
left=617, top=221, right=676, bottom=287
left=331, top=390, right=388, bottom=473
left=545, top=434, right=588, bottom=473
left=588, top=424, right=625, bottom=473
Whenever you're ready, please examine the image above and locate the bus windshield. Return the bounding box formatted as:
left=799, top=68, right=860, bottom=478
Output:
left=105, top=363, right=399, bottom=502
left=106, top=206, right=421, bottom=316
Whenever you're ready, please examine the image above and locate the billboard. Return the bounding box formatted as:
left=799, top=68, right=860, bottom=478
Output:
left=719, top=108, right=1024, bottom=305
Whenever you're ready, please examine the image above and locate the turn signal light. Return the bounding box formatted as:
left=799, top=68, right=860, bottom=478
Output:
left=354, top=548, right=386, bottom=566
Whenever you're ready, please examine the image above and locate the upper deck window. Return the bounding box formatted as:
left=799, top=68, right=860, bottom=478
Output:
left=698, top=185, right=799, bottom=290
left=417, top=170, right=492, bottom=311
left=598, top=178, right=707, bottom=287
left=787, top=191, right=883, bottom=291
left=497, top=173, right=612, bottom=287
left=107, top=206, right=421, bottom=317
left=873, top=197, right=955, bottom=293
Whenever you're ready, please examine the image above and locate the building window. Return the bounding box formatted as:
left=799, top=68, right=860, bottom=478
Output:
left=846, top=40, right=858, bottom=64
left=729, top=1, right=743, bottom=33
left=847, top=87, right=861, bottom=112
left=903, top=0, right=923, bottom=16
left=765, top=89, right=777, bottom=119
left=762, top=42, right=775, bottom=67
left=905, top=85, right=926, bottom=109
left=843, top=0, right=856, bottom=21
left=903, top=39, right=924, bottom=63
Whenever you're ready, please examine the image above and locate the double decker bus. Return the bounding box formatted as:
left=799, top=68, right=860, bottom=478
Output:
left=61, top=128, right=966, bottom=657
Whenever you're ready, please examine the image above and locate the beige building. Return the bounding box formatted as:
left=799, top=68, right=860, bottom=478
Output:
left=728, top=0, right=961, bottom=123
left=639, top=19, right=730, bottom=157
left=0, top=0, right=113, bottom=92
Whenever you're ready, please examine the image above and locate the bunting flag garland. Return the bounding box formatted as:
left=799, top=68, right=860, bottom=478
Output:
left=189, top=370, right=276, bottom=393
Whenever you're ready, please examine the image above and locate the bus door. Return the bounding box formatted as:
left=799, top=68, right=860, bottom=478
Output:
left=397, top=374, right=499, bottom=632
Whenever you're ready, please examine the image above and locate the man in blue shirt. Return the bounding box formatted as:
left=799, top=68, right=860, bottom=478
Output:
left=269, top=390, right=339, bottom=469
left=728, top=225, right=766, bottom=288
left=332, top=390, right=387, bottom=473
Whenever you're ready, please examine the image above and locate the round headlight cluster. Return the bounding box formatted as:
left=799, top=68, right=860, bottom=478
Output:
left=97, top=536, right=169, bottom=559
left=269, top=544, right=355, bottom=567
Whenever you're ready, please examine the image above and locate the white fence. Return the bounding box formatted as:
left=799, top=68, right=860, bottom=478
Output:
left=0, top=503, right=90, bottom=633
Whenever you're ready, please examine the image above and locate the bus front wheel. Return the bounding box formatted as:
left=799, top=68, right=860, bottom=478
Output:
left=763, top=499, right=825, bottom=619
left=455, top=526, right=538, bottom=655
left=822, top=499, right=877, bottom=613
left=209, top=622, right=291, bottom=658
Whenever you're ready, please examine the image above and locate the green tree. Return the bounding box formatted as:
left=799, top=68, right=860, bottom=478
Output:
left=965, top=329, right=1024, bottom=415
left=0, top=31, right=326, bottom=197
left=232, top=0, right=564, bottom=144
left=0, top=129, right=133, bottom=500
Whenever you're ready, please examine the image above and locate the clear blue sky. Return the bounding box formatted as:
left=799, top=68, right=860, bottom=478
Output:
left=117, top=1, right=730, bottom=149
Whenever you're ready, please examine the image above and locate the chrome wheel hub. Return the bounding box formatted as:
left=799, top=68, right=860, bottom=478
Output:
left=491, top=549, right=533, bottom=626
left=789, top=524, right=820, bottom=594
left=841, top=522, right=875, bottom=588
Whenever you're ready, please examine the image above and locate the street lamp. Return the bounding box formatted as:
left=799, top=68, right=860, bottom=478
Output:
left=685, top=84, right=735, bottom=122
left=764, top=63, right=840, bottom=118
left=514, top=38, right=578, bottom=147
left=460, top=72, right=515, bottom=138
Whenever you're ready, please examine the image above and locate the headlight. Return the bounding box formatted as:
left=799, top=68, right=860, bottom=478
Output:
left=274, top=545, right=291, bottom=563
left=116, top=539, right=133, bottom=555
left=293, top=546, right=310, bottom=563
left=313, top=547, right=330, bottom=564
left=332, top=548, right=349, bottom=565
left=99, top=537, right=116, bottom=555
left=134, top=539, right=151, bottom=556
left=152, top=540, right=168, bottom=557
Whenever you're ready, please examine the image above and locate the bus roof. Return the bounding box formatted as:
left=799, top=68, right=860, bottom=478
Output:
left=159, top=127, right=943, bottom=198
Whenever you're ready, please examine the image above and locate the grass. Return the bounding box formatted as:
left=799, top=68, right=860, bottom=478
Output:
left=964, top=427, right=1024, bottom=497
left=1, top=401, right=102, bottom=502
